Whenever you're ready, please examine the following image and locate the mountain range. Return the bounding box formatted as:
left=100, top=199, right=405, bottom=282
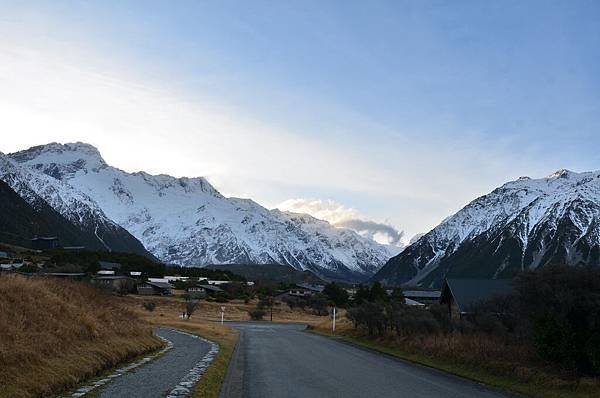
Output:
left=372, top=169, right=600, bottom=287
left=0, top=150, right=152, bottom=257
left=3, top=143, right=393, bottom=281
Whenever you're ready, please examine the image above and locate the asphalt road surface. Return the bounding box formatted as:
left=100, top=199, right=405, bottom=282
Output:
left=97, top=328, right=212, bottom=398
left=220, top=322, right=516, bottom=398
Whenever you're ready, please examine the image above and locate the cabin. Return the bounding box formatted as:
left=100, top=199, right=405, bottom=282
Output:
left=197, top=284, right=224, bottom=297
left=402, top=290, right=442, bottom=305
left=96, top=261, right=122, bottom=276
left=98, top=261, right=122, bottom=271
left=440, top=278, right=513, bottom=320
left=30, top=236, right=60, bottom=250
left=0, top=251, right=9, bottom=259
left=296, top=283, right=324, bottom=294
left=137, top=281, right=173, bottom=296
left=185, top=284, right=225, bottom=299
left=93, top=275, right=136, bottom=293
left=186, top=285, right=208, bottom=299
left=404, top=298, right=426, bottom=306
left=276, top=283, right=323, bottom=302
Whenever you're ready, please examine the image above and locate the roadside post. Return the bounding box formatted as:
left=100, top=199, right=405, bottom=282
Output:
left=221, top=306, right=225, bottom=325
left=332, top=306, right=336, bottom=333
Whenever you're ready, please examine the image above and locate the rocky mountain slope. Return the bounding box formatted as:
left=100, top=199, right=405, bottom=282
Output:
left=8, top=143, right=392, bottom=281
left=373, top=170, right=600, bottom=287
left=0, top=151, right=153, bottom=257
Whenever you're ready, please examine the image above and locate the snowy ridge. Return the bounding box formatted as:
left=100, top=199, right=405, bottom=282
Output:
left=373, top=169, right=600, bottom=287
left=8, top=142, right=392, bottom=280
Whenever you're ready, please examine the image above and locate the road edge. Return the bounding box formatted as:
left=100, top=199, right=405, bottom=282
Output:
left=306, top=328, right=524, bottom=398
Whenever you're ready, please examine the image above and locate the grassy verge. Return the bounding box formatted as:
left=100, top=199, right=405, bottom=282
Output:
left=310, top=324, right=599, bottom=398
left=129, top=299, right=240, bottom=398
left=0, top=274, right=162, bottom=398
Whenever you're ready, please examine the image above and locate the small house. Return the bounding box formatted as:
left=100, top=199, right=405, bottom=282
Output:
left=93, top=275, right=136, bottom=293
left=137, top=281, right=173, bottom=296
left=98, top=261, right=122, bottom=271
left=31, top=236, right=60, bottom=250
left=0, top=251, right=9, bottom=259
left=197, top=284, right=224, bottom=297
left=440, top=278, right=513, bottom=320
left=404, top=298, right=425, bottom=306
left=97, top=270, right=116, bottom=275
left=402, top=290, right=442, bottom=304
left=276, top=283, right=321, bottom=303
left=186, top=285, right=208, bottom=299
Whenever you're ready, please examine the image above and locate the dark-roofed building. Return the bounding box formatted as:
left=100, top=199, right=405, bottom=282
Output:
left=137, top=281, right=173, bottom=296
left=440, top=278, right=513, bottom=319
left=185, top=284, right=224, bottom=299
left=296, top=283, right=324, bottom=293
left=402, top=290, right=442, bottom=304
left=31, top=236, right=60, bottom=250
left=98, top=261, right=122, bottom=270
left=93, top=275, right=136, bottom=293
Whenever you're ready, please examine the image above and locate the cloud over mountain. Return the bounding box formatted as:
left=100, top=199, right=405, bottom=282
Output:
left=277, top=198, right=404, bottom=246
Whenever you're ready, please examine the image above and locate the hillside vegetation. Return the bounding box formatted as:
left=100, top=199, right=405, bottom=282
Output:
left=0, top=274, right=162, bottom=398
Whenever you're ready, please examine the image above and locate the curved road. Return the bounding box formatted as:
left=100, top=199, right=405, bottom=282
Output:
left=96, top=328, right=213, bottom=398
left=220, top=322, right=517, bottom=398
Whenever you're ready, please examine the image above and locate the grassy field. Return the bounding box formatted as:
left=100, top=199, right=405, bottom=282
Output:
left=311, top=315, right=600, bottom=398
left=128, top=292, right=327, bottom=324
left=0, top=274, right=162, bottom=398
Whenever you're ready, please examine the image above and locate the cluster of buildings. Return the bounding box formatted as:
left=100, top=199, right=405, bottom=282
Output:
left=91, top=261, right=253, bottom=297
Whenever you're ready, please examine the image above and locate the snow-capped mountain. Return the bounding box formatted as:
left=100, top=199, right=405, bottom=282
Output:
left=372, top=170, right=600, bottom=287
left=0, top=150, right=151, bottom=256
left=8, top=143, right=392, bottom=281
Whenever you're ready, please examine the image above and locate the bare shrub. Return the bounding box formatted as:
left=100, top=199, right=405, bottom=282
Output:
left=248, top=309, right=266, bottom=320
left=185, top=300, right=199, bottom=319
left=142, top=301, right=156, bottom=312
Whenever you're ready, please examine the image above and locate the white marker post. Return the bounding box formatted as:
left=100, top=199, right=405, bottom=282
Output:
left=221, top=306, right=226, bottom=325
left=332, top=306, right=336, bottom=333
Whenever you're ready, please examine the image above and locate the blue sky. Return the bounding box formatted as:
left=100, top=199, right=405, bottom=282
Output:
left=1, top=1, right=600, bottom=243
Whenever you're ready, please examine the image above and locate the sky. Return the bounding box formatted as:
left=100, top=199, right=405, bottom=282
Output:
left=1, top=1, right=600, bottom=245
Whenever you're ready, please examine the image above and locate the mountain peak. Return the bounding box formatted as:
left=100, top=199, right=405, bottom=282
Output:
left=10, top=142, right=107, bottom=170
left=546, top=169, right=574, bottom=179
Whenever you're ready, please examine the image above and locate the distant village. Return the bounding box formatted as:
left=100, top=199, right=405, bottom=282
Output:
left=0, top=236, right=514, bottom=320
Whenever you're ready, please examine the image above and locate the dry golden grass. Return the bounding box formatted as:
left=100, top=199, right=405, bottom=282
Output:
left=311, top=315, right=600, bottom=398
left=128, top=294, right=327, bottom=324
left=0, top=274, right=162, bottom=398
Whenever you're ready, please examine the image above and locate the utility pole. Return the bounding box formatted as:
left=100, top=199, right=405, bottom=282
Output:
left=270, top=297, right=273, bottom=322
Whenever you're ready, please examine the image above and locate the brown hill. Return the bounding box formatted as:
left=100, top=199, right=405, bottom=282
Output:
left=0, top=274, right=161, bottom=397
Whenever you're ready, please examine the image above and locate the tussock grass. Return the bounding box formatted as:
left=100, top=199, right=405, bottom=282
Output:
left=0, top=274, right=162, bottom=398
left=312, top=316, right=600, bottom=398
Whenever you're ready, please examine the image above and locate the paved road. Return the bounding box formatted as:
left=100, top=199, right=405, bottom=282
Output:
left=97, top=329, right=212, bottom=398
left=220, top=322, right=516, bottom=398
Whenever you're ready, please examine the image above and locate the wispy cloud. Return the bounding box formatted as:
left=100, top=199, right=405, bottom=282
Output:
left=278, top=198, right=404, bottom=246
